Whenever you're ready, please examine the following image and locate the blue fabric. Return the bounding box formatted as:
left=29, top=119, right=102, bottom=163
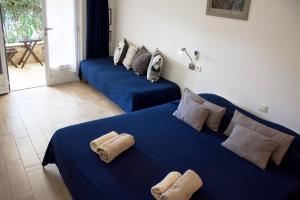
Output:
left=43, top=94, right=300, bottom=200
left=86, top=0, right=109, bottom=59
left=79, top=58, right=181, bottom=112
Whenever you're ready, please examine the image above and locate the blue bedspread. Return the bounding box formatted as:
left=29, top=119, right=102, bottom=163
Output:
left=79, top=58, right=181, bottom=112
left=43, top=94, right=300, bottom=200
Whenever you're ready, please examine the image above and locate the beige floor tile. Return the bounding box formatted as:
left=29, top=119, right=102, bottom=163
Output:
left=16, top=137, right=40, bottom=168
left=19, top=110, right=41, bottom=131
left=0, top=135, right=20, bottom=163
left=8, top=117, right=28, bottom=139
left=43, top=130, right=55, bottom=142
left=0, top=101, right=20, bottom=118
left=5, top=160, right=34, bottom=200
left=0, top=117, right=12, bottom=136
left=0, top=81, right=124, bottom=199
left=0, top=174, right=12, bottom=200
left=26, top=165, right=72, bottom=200
left=0, top=158, right=5, bottom=176
left=8, top=64, right=46, bottom=91
left=26, top=127, right=48, bottom=155
left=38, top=153, right=45, bottom=163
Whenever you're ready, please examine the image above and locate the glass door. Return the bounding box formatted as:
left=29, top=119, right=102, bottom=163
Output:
left=0, top=8, right=9, bottom=94
left=42, top=0, right=78, bottom=85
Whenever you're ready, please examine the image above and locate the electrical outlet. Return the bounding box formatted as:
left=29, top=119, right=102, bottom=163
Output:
left=195, top=65, right=202, bottom=72
left=258, top=103, right=268, bottom=113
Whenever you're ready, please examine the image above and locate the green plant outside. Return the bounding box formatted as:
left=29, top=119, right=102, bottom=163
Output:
left=0, top=0, right=43, bottom=43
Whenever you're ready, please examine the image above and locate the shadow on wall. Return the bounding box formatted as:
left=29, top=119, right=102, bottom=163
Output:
left=161, top=53, right=189, bottom=92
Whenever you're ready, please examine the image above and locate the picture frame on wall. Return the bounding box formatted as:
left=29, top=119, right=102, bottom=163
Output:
left=206, top=0, right=251, bottom=20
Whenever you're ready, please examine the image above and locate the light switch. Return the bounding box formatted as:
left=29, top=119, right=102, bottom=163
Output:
left=258, top=103, right=268, bottom=113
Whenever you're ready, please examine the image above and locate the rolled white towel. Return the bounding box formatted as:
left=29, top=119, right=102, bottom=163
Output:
left=97, top=134, right=135, bottom=163
left=151, top=172, right=182, bottom=200
left=160, top=170, right=203, bottom=200
left=90, top=131, right=119, bottom=153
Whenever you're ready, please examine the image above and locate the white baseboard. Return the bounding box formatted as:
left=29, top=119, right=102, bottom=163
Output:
left=46, top=73, right=80, bottom=86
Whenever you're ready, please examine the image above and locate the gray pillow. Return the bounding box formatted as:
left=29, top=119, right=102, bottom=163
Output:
left=183, top=88, right=226, bottom=132
left=147, top=50, right=163, bottom=83
left=224, top=110, right=295, bottom=166
left=202, top=100, right=226, bottom=132
left=182, top=88, right=205, bottom=104
left=173, top=97, right=210, bottom=132
left=132, top=46, right=152, bottom=76
left=222, top=125, right=279, bottom=170
left=113, top=39, right=129, bottom=65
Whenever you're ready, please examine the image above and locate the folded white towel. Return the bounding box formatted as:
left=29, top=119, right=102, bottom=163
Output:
left=151, top=172, right=182, bottom=200
left=90, top=131, right=119, bottom=153
left=160, top=170, right=203, bottom=200
left=98, top=134, right=135, bottom=163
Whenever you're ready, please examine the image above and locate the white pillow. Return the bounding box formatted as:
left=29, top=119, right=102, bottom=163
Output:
left=122, top=43, right=138, bottom=70
left=113, top=39, right=129, bottom=65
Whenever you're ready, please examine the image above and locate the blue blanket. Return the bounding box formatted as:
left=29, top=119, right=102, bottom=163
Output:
left=43, top=94, right=300, bottom=200
left=79, top=58, right=181, bottom=112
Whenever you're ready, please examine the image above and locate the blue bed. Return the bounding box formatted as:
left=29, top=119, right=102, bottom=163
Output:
left=43, top=94, right=300, bottom=200
left=79, top=58, right=181, bottom=112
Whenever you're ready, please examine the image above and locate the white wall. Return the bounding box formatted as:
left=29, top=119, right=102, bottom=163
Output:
left=113, top=0, right=300, bottom=133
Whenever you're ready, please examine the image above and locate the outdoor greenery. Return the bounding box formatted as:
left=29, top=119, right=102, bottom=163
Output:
left=0, top=0, right=43, bottom=43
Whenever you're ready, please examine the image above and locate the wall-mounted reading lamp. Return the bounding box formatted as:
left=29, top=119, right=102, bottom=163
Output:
left=179, top=48, right=196, bottom=70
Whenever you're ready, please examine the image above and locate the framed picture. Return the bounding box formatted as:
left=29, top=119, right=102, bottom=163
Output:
left=206, top=0, right=251, bottom=20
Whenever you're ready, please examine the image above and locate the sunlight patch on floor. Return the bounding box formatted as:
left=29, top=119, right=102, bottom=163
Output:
left=8, top=63, right=46, bottom=91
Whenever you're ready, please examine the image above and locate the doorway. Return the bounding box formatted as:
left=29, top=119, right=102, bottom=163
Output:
left=0, top=0, right=46, bottom=91
left=0, top=0, right=78, bottom=94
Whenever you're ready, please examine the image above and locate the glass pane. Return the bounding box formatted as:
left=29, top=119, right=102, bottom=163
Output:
left=46, top=0, right=76, bottom=76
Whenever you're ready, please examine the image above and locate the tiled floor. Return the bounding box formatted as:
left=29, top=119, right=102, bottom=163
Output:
left=0, top=81, right=124, bottom=200
left=8, top=63, right=46, bottom=91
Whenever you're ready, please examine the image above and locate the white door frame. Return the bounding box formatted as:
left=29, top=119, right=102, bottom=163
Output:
left=41, top=0, right=80, bottom=86
left=0, top=8, right=10, bottom=94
